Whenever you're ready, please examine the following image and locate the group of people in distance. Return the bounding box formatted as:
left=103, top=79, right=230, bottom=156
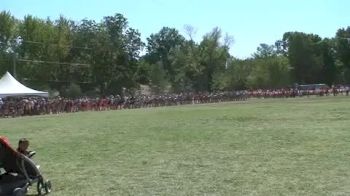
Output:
left=0, top=85, right=349, bottom=118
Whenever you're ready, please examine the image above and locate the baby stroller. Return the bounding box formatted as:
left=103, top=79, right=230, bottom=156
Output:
left=0, top=137, right=51, bottom=196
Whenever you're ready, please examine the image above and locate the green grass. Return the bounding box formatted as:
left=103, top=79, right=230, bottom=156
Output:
left=1, top=96, right=350, bottom=195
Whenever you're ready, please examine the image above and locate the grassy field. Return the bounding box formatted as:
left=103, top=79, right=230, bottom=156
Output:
left=1, top=96, right=350, bottom=195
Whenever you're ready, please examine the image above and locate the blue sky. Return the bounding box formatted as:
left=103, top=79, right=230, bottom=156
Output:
left=1, top=0, right=349, bottom=58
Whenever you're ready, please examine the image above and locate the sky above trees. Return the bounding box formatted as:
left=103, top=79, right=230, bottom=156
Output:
left=1, top=0, right=349, bottom=59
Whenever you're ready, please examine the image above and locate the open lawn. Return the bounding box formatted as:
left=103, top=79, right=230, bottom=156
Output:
left=1, top=96, right=350, bottom=195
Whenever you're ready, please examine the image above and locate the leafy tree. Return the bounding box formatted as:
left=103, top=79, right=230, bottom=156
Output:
left=0, top=11, right=17, bottom=75
left=335, top=27, right=350, bottom=68
left=17, top=16, right=57, bottom=85
left=335, top=27, right=350, bottom=82
left=92, top=13, right=144, bottom=95
left=146, top=27, right=186, bottom=84
left=227, top=59, right=254, bottom=90
left=247, top=56, right=291, bottom=89
left=197, top=27, right=230, bottom=91
left=318, top=38, right=337, bottom=85
left=253, top=43, right=276, bottom=59
left=282, top=32, right=323, bottom=84
left=134, top=59, right=151, bottom=85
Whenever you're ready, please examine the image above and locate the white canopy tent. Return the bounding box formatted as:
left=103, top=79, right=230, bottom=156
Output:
left=0, top=71, right=48, bottom=98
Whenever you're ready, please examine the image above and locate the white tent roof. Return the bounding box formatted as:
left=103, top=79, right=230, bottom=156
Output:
left=0, top=72, right=48, bottom=98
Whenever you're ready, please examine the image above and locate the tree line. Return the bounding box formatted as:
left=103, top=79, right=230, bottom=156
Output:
left=0, top=11, right=349, bottom=96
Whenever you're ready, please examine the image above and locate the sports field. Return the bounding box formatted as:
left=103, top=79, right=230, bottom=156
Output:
left=1, top=96, right=350, bottom=196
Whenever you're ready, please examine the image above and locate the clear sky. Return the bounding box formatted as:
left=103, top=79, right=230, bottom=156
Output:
left=1, top=0, right=349, bottom=59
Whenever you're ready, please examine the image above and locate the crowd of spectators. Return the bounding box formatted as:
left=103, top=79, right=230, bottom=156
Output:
left=0, top=85, right=349, bottom=118
left=247, top=85, right=350, bottom=98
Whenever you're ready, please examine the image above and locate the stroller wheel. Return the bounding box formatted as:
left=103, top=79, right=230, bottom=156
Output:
left=13, top=188, right=26, bottom=196
left=44, top=180, right=52, bottom=193
left=37, top=179, right=45, bottom=195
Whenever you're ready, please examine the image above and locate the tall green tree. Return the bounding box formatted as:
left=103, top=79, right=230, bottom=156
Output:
left=92, top=13, right=143, bottom=95
left=248, top=56, right=291, bottom=88
left=318, top=38, right=336, bottom=85
left=69, top=19, right=98, bottom=90
left=0, top=11, right=17, bottom=75
left=226, top=59, right=254, bottom=90
left=197, top=27, right=230, bottom=91
left=17, top=16, right=57, bottom=88
left=253, top=43, right=276, bottom=59
left=168, top=40, right=201, bottom=92
left=335, top=27, right=350, bottom=82
left=146, top=27, right=186, bottom=85
left=282, top=32, right=323, bottom=84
